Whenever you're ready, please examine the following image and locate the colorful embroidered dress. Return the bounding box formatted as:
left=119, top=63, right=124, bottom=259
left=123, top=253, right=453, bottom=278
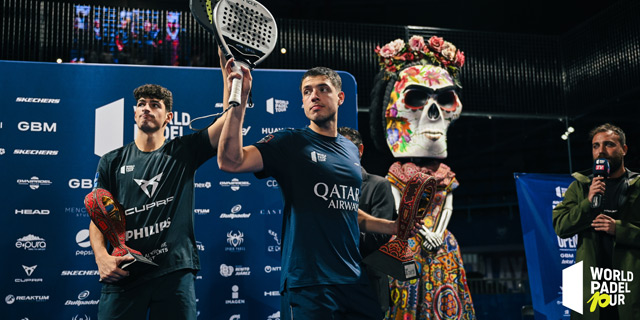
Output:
left=386, top=162, right=476, bottom=320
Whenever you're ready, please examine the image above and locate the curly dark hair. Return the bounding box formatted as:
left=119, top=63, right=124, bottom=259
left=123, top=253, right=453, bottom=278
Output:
left=133, top=84, right=173, bottom=112
left=300, top=67, right=342, bottom=92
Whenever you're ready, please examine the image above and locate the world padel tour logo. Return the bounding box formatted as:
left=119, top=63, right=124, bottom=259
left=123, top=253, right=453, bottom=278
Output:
left=562, top=261, right=633, bottom=314
left=95, top=99, right=124, bottom=157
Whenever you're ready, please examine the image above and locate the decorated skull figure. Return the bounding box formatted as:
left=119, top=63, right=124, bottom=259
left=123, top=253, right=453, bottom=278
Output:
left=371, top=35, right=465, bottom=159
left=370, top=35, right=475, bottom=320
left=385, top=64, right=462, bottom=158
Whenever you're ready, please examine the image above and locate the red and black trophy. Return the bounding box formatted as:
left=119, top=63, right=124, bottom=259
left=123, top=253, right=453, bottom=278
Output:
left=84, top=188, right=158, bottom=273
left=362, top=172, right=436, bottom=281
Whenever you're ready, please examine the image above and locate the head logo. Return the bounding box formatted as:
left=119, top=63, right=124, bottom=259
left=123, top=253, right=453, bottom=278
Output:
left=6, top=295, right=16, bottom=305
left=72, top=315, right=91, bottom=320
left=134, top=173, right=163, bottom=198
left=22, top=265, right=37, bottom=276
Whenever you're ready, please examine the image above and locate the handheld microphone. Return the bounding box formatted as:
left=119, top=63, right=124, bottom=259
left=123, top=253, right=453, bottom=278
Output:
left=591, top=158, right=610, bottom=209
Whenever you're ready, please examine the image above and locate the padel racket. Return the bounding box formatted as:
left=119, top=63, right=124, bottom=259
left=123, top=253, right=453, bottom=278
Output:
left=190, top=0, right=278, bottom=107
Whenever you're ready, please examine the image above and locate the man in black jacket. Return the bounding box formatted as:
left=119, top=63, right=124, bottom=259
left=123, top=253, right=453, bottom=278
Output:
left=339, top=126, right=397, bottom=314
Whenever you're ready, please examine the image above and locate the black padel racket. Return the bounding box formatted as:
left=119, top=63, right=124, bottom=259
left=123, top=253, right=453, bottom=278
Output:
left=190, top=0, right=278, bottom=107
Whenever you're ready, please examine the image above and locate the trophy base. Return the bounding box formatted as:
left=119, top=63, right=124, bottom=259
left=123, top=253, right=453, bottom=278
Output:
left=362, top=248, right=418, bottom=281
left=120, top=251, right=158, bottom=274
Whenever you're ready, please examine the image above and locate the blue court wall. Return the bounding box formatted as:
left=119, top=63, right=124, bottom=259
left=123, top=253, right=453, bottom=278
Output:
left=0, top=60, right=358, bottom=320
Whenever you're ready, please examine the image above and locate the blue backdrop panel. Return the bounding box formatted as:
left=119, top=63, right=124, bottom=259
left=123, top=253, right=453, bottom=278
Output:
left=514, top=173, right=576, bottom=320
left=0, top=60, right=357, bottom=320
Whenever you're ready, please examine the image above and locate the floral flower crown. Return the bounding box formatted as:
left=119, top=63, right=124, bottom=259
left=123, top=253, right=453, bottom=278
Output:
left=375, top=35, right=465, bottom=87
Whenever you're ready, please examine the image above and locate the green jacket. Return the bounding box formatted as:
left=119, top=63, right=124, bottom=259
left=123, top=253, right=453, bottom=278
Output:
left=553, top=168, right=640, bottom=319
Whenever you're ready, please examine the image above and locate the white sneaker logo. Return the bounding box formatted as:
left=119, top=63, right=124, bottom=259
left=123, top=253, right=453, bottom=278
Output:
left=134, top=173, right=163, bottom=198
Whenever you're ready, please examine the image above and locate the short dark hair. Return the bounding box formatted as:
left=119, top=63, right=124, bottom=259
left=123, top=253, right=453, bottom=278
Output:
left=338, top=127, right=362, bottom=148
left=301, top=67, right=342, bottom=91
left=133, top=84, right=173, bottom=112
left=589, top=123, right=626, bottom=146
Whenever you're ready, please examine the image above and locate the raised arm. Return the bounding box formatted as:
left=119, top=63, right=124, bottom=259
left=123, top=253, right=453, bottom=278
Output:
left=217, top=59, right=264, bottom=173
left=205, top=51, right=231, bottom=150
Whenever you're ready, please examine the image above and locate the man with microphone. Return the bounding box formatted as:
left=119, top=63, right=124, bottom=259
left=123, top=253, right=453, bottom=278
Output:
left=553, top=123, right=640, bottom=320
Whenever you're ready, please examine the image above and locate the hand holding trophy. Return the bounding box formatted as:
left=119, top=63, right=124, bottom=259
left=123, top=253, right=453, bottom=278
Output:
left=362, top=172, right=436, bottom=280
left=84, top=188, right=158, bottom=275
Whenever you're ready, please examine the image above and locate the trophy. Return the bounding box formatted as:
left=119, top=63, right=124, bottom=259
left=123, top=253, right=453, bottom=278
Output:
left=362, top=172, right=436, bottom=281
left=84, top=188, right=158, bottom=273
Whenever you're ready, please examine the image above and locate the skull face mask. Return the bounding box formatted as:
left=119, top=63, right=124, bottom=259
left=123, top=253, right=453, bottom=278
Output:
left=384, top=64, right=462, bottom=158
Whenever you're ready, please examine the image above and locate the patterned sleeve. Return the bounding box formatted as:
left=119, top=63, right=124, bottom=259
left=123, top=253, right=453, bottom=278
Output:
left=252, top=129, right=293, bottom=180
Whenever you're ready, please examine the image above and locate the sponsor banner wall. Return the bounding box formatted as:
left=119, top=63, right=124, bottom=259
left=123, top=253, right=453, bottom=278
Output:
left=514, top=173, right=575, bottom=319
left=0, top=60, right=357, bottom=320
